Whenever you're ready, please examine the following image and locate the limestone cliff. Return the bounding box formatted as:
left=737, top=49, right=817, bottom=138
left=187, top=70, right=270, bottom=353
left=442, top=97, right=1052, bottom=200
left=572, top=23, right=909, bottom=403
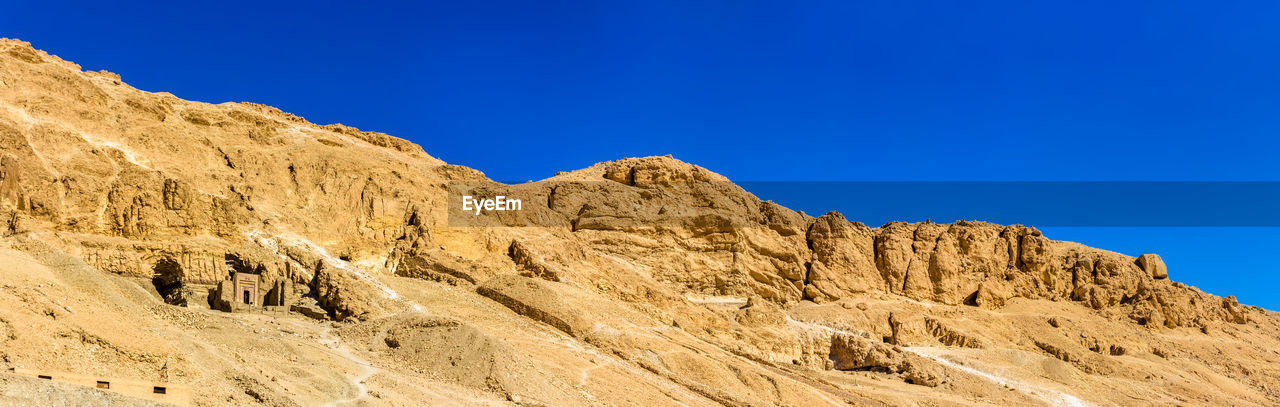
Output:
left=1, top=38, right=1277, bottom=407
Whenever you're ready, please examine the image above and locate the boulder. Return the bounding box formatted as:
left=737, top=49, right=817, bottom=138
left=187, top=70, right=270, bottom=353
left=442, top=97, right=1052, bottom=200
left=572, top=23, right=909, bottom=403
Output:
left=829, top=335, right=902, bottom=371
left=899, top=358, right=944, bottom=387
left=1136, top=254, right=1168, bottom=280
left=966, top=282, right=1009, bottom=309
left=291, top=300, right=329, bottom=320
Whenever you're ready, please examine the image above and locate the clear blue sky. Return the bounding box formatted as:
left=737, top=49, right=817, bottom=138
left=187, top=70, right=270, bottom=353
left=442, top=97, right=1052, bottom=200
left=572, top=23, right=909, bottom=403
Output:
left=5, top=1, right=1277, bottom=308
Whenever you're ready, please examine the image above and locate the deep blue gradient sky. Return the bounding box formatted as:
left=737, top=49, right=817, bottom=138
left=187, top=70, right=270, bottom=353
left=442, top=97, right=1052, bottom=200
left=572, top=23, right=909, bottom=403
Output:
left=5, top=2, right=1278, bottom=308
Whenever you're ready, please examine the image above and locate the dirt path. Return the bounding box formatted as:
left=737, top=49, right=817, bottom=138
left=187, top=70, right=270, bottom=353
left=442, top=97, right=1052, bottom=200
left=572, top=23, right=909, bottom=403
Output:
left=319, top=332, right=380, bottom=407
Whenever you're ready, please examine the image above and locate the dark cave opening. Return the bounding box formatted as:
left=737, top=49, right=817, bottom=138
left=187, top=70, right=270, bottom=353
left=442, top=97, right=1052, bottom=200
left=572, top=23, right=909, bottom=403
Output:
left=152, top=258, right=185, bottom=305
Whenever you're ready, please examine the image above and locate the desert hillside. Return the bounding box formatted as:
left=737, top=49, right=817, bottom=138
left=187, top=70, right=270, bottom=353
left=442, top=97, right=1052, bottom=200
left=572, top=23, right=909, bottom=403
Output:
left=0, top=38, right=1277, bottom=406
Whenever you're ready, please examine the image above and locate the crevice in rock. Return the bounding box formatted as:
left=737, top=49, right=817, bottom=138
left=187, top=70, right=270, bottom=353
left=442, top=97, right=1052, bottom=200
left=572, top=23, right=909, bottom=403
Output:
left=216, top=147, right=236, bottom=170
left=287, top=162, right=299, bottom=190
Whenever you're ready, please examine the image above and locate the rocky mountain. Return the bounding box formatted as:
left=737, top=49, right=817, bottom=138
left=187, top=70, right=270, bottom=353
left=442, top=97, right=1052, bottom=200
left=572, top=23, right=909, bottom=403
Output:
left=1, top=38, right=1277, bottom=406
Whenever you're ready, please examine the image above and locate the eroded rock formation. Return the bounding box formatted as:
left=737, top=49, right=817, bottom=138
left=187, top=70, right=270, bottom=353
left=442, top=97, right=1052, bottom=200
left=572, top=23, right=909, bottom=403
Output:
left=0, top=38, right=1276, bottom=407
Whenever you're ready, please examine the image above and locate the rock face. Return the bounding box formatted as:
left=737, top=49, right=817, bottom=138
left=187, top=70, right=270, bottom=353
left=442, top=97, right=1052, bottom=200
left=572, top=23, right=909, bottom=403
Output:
left=805, top=213, right=879, bottom=301
left=829, top=335, right=945, bottom=387
left=1, top=38, right=1278, bottom=407
left=535, top=159, right=1241, bottom=329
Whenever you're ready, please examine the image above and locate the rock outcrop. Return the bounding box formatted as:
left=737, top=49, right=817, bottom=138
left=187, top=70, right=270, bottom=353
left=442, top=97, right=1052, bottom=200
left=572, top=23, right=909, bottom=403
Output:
left=533, top=157, right=1246, bottom=330
left=829, top=334, right=945, bottom=387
